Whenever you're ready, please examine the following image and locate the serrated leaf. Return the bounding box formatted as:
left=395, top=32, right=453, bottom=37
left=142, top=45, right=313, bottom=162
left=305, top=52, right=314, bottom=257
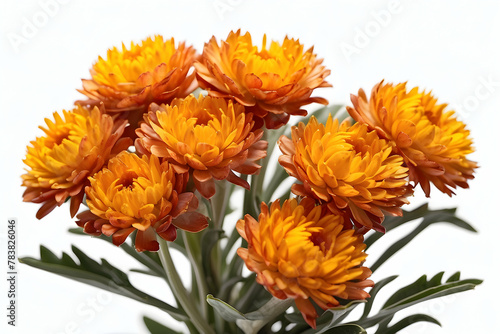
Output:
left=100, top=259, right=130, bottom=286
left=375, top=314, right=440, bottom=334
left=40, top=246, right=60, bottom=263
left=368, top=206, right=477, bottom=272
left=360, top=276, right=398, bottom=319
left=383, top=272, right=481, bottom=309
left=19, top=246, right=186, bottom=321
left=446, top=272, right=461, bottom=283
left=207, top=294, right=246, bottom=321
left=72, top=245, right=108, bottom=276
left=358, top=272, right=482, bottom=328
left=143, top=316, right=183, bottom=334
left=60, top=253, right=79, bottom=268
left=68, top=228, right=167, bottom=279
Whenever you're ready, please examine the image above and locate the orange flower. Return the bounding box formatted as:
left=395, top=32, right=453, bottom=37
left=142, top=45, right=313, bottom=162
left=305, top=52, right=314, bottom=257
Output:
left=278, top=115, right=411, bottom=232
left=78, top=35, right=198, bottom=128
left=77, top=152, right=208, bottom=252
left=22, top=105, right=130, bottom=219
left=237, top=198, right=373, bottom=329
left=195, top=30, right=331, bottom=129
left=135, top=94, right=267, bottom=199
left=347, top=81, right=477, bottom=196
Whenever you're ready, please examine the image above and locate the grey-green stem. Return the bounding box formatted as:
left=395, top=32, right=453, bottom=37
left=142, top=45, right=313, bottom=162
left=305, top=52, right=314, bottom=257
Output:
left=157, top=237, right=215, bottom=334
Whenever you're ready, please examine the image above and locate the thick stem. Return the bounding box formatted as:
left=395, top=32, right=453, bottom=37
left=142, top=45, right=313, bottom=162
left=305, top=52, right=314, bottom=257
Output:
left=157, top=237, right=215, bottom=334
left=181, top=230, right=208, bottom=320
left=210, top=180, right=232, bottom=230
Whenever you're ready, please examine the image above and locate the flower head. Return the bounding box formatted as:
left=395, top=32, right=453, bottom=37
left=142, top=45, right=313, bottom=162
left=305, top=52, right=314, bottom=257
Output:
left=278, top=115, right=411, bottom=232
left=135, top=94, right=267, bottom=199
left=347, top=81, right=477, bottom=196
left=237, top=198, right=373, bottom=328
left=77, top=152, right=208, bottom=252
left=78, top=35, right=197, bottom=126
left=22, top=105, right=130, bottom=219
left=195, top=30, right=331, bottom=129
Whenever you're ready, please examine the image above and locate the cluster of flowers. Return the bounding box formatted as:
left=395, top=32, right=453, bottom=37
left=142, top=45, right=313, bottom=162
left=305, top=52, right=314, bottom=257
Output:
left=22, top=30, right=476, bottom=328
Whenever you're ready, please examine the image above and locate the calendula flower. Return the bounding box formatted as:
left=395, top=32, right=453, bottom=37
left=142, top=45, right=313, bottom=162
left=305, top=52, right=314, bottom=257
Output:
left=78, top=35, right=198, bottom=128
left=278, top=115, right=411, bottom=232
left=22, top=105, right=130, bottom=219
left=194, top=30, right=331, bottom=129
left=347, top=81, right=477, bottom=196
left=237, top=198, right=373, bottom=329
left=135, top=94, right=268, bottom=199
left=77, top=152, right=208, bottom=252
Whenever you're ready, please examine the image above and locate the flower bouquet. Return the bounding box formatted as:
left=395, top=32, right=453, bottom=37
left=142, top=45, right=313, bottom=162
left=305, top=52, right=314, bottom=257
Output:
left=20, top=30, right=481, bottom=333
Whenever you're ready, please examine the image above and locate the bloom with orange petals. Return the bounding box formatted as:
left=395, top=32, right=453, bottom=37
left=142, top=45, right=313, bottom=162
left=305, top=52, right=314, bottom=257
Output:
left=347, top=81, right=477, bottom=196
left=78, top=35, right=198, bottom=126
left=237, top=198, right=373, bottom=328
left=77, top=152, right=208, bottom=252
left=135, top=94, right=268, bottom=199
left=278, top=115, right=412, bottom=232
left=195, top=30, right=331, bottom=129
left=22, top=105, right=130, bottom=219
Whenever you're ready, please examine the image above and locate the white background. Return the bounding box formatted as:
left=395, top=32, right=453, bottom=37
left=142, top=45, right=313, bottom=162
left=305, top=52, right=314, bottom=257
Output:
left=1, top=0, right=499, bottom=333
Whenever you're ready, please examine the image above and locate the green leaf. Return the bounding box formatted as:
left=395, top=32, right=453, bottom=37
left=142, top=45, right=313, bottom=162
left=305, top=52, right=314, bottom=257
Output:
left=68, top=228, right=167, bottom=279
left=207, top=294, right=247, bottom=321
left=285, top=313, right=305, bottom=324
left=302, top=300, right=366, bottom=334
left=236, top=297, right=294, bottom=334
left=358, top=272, right=482, bottom=328
left=218, top=275, right=245, bottom=302
left=130, top=268, right=162, bottom=277
left=322, top=324, right=367, bottom=334
left=40, top=246, right=60, bottom=263
left=382, top=272, right=481, bottom=309
left=375, top=314, right=440, bottom=334
left=20, top=246, right=186, bottom=321
left=367, top=206, right=477, bottom=272
left=360, top=276, right=398, bottom=319
left=143, top=316, right=183, bottom=334
left=364, top=204, right=430, bottom=249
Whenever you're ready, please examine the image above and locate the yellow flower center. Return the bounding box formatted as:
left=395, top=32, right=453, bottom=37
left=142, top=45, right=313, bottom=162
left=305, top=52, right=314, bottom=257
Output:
left=150, top=95, right=251, bottom=168
left=222, top=32, right=313, bottom=89
left=92, top=36, right=180, bottom=91
left=86, top=152, right=175, bottom=230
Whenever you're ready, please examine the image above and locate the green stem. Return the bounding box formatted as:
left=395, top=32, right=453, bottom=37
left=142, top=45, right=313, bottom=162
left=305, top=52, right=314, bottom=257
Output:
left=157, top=237, right=215, bottom=334
left=210, top=180, right=232, bottom=230
left=181, top=231, right=208, bottom=320
left=221, top=227, right=241, bottom=262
